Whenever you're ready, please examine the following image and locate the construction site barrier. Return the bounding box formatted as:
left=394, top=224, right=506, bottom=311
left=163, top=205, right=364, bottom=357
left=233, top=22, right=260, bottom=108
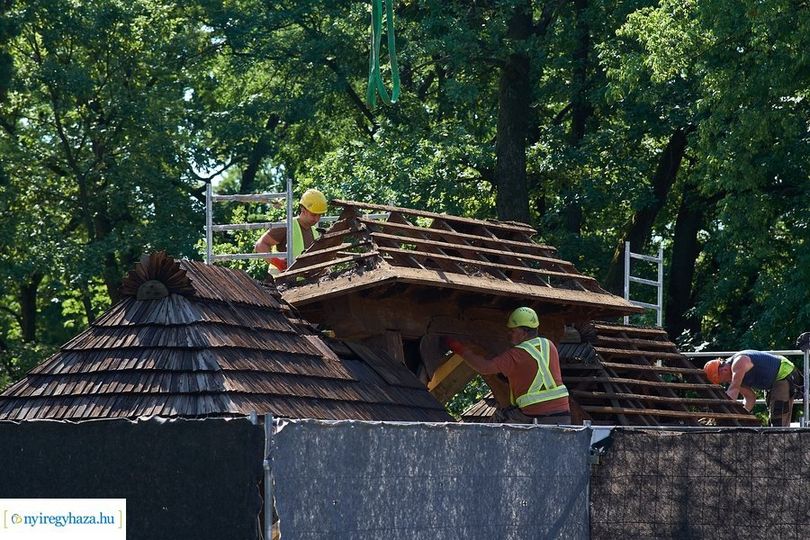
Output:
left=0, top=418, right=263, bottom=540
left=269, top=419, right=591, bottom=540
left=590, top=426, right=810, bottom=539
left=3, top=417, right=808, bottom=539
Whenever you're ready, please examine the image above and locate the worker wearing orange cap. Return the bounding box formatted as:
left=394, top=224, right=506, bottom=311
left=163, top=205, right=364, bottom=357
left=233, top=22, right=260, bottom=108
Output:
left=446, top=307, right=570, bottom=425
left=254, top=189, right=328, bottom=272
left=704, top=350, right=801, bottom=426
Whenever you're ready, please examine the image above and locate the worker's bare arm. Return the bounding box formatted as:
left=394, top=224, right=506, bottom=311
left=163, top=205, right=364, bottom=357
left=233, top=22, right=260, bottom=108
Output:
left=738, top=386, right=757, bottom=412
left=254, top=230, right=278, bottom=253
left=726, top=355, right=753, bottom=401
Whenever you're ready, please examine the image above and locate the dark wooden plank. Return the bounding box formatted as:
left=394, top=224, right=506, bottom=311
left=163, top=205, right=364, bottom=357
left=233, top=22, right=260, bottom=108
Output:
left=569, top=389, right=749, bottom=409
left=595, top=335, right=679, bottom=350
left=292, top=241, right=372, bottom=266
left=594, top=346, right=685, bottom=360
left=565, top=375, right=719, bottom=390
left=363, top=219, right=565, bottom=261
left=581, top=405, right=758, bottom=422
left=369, top=231, right=588, bottom=279
left=591, top=323, right=669, bottom=337
left=597, top=361, right=704, bottom=375
left=278, top=252, right=381, bottom=280
left=376, top=246, right=598, bottom=284
left=334, top=199, right=537, bottom=233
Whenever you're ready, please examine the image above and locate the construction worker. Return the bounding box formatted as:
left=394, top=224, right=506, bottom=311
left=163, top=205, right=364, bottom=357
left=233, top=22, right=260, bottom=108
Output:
left=254, top=188, right=328, bottom=272
left=447, top=307, right=571, bottom=424
left=703, top=350, right=801, bottom=426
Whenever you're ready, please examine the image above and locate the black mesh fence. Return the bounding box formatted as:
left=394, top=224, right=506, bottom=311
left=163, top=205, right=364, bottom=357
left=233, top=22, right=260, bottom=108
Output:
left=590, top=428, right=810, bottom=540
left=271, top=420, right=592, bottom=540
left=0, top=418, right=264, bottom=540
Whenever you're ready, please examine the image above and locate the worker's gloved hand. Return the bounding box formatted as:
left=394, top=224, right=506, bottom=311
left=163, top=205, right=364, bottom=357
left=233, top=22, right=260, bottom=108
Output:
left=797, top=332, right=810, bottom=353
left=270, top=258, right=288, bottom=271
left=443, top=337, right=466, bottom=356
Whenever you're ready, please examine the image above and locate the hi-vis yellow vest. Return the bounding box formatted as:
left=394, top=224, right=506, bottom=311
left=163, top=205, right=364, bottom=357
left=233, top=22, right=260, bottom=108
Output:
left=271, top=219, right=320, bottom=270
left=511, top=337, right=569, bottom=408
left=290, top=218, right=320, bottom=258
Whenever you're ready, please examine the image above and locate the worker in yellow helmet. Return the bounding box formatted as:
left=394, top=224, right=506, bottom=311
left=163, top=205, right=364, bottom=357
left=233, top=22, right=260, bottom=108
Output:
left=254, top=189, right=327, bottom=272
left=446, top=307, right=571, bottom=424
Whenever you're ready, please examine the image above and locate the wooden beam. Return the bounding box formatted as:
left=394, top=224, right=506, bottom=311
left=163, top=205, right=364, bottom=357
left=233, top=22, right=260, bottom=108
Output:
left=591, top=323, right=670, bottom=337
left=292, top=241, right=372, bottom=267
left=596, top=362, right=704, bottom=375
left=581, top=405, right=758, bottom=422
left=595, top=335, right=679, bottom=350
left=376, top=246, right=597, bottom=285
left=593, top=347, right=685, bottom=360
left=279, top=252, right=380, bottom=280
left=428, top=354, right=477, bottom=403
left=565, top=376, right=719, bottom=390
left=334, top=199, right=537, bottom=234
left=569, top=389, right=749, bottom=409
left=367, top=228, right=576, bottom=269
left=482, top=373, right=511, bottom=408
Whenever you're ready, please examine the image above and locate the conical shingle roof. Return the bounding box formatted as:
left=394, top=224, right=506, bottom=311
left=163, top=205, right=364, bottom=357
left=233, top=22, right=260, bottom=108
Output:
left=0, top=253, right=451, bottom=422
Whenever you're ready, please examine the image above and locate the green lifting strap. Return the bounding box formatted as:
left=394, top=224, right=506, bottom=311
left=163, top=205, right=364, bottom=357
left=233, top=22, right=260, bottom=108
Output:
left=366, top=0, right=400, bottom=108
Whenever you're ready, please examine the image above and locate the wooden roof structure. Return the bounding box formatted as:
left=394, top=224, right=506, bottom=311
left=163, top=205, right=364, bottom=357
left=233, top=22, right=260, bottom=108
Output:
left=0, top=253, right=451, bottom=422
left=461, top=322, right=759, bottom=426
left=278, top=200, right=641, bottom=324
left=273, top=200, right=642, bottom=414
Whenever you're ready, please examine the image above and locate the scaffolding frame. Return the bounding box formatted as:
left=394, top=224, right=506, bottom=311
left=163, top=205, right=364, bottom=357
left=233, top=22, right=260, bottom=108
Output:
left=205, top=177, right=294, bottom=267
left=623, top=241, right=664, bottom=326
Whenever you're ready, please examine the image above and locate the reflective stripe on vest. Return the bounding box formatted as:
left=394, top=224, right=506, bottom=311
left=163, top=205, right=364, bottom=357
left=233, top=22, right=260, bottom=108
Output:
left=512, top=337, right=569, bottom=408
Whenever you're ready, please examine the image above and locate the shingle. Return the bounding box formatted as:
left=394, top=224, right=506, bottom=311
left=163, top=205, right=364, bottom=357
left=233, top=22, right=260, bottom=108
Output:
left=0, top=256, right=451, bottom=423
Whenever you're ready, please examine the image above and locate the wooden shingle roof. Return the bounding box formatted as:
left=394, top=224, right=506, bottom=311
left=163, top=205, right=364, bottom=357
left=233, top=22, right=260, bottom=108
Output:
left=0, top=253, right=451, bottom=422
left=277, top=200, right=641, bottom=320
left=461, top=322, right=759, bottom=426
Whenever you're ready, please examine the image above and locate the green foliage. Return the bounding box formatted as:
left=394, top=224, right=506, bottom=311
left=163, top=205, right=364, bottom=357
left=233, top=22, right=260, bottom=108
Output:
left=0, top=0, right=807, bottom=403
left=0, top=342, right=57, bottom=392
left=445, top=376, right=490, bottom=420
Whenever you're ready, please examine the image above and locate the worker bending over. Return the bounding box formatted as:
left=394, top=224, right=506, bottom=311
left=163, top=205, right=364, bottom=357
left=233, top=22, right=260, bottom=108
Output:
left=448, top=307, right=571, bottom=425
left=704, top=350, right=801, bottom=426
left=254, top=189, right=327, bottom=272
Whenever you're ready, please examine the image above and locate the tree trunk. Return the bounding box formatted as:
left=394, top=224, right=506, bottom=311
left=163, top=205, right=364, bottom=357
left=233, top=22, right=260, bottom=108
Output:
left=240, top=115, right=280, bottom=194
left=494, top=0, right=532, bottom=223
left=19, top=272, right=43, bottom=342
left=604, top=126, right=691, bottom=293
left=570, top=0, right=592, bottom=146
left=93, top=211, right=123, bottom=304
left=665, top=183, right=717, bottom=340
left=559, top=0, right=592, bottom=236
left=81, top=288, right=96, bottom=324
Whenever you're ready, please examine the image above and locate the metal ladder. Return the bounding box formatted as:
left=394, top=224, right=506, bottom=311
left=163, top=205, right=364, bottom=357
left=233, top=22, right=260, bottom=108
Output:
left=623, top=241, right=664, bottom=326
left=204, top=177, right=294, bottom=267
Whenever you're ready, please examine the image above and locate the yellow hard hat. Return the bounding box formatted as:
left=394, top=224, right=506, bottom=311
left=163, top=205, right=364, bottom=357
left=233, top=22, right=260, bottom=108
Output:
left=300, top=189, right=327, bottom=215
left=507, top=307, right=539, bottom=329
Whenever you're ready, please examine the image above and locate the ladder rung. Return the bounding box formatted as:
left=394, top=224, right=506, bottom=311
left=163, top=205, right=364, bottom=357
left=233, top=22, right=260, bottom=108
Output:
left=211, top=221, right=285, bottom=232
left=212, top=252, right=287, bottom=261
left=629, top=275, right=659, bottom=287
left=629, top=252, right=661, bottom=263
left=211, top=192, right=287, bottom=203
